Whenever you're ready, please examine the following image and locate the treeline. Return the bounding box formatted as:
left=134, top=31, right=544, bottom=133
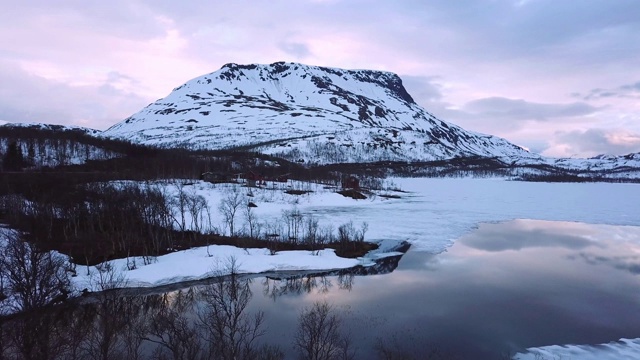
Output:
left=2, top=182, right=181, bottom=266
left=515, top=173, right=640, bottom=183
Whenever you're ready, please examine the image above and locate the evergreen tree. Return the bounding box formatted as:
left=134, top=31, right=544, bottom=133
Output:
left=2, top=141, right=26, bottom=171
left=27, top=140, right=36, bottom=165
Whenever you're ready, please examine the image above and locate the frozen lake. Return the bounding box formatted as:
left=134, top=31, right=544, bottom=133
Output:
left=294, top=178, right=640, bottom=253
left=248, top=219, right=640, bottom=359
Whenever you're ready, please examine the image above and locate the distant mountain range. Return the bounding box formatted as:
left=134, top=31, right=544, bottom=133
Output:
left=2, top=62, right=639, bottom=179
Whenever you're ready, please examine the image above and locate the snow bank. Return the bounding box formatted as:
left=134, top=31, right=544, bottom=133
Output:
left=72, top=245, right=365, bottom=290
left=514, top=338, right=640, bottom=360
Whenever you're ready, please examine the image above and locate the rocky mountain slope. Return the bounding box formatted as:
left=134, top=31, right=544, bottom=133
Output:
left=104, top=62, right=543, bottom=165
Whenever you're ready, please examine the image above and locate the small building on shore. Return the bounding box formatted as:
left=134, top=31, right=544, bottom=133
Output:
left=341, top=175, right=360, bottom=190
left=201, top=171, right=234, bottom=184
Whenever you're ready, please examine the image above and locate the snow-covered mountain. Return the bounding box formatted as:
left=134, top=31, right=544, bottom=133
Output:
left=548, top=152, right=640, bottom=178
left=104, top=62, right=542, bottom=165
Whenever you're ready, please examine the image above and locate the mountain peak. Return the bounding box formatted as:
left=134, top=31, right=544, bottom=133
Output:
left=206, top=62, right=416, bottom=105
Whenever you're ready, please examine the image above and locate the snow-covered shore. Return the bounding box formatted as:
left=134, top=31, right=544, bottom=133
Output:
left=71, top=245, right=389, bottom=291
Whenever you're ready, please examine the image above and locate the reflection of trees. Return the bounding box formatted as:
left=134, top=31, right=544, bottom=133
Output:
left=294, top=301, right=354, bottom=360
left=262, top=274, right=355, bottom=301
left=80, top=263, right=139, bottom=360
left=197, top=258, right=266, bottom=360
left=260, top=253, right=406, bottom=301
left=0, top=293, right=151, bottom=360
left=144, top=289, right=202, bottom=360
left=0, top=251, right=408, bottom=359
left=6, top=308, right=66, bottom=360
left=80, top=293, right=150, bottom=360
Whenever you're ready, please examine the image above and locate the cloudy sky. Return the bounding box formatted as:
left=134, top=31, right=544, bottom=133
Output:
left=1, top=0, right=639, bottom=157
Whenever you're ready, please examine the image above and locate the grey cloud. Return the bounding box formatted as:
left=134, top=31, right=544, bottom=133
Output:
left=579, top=81, right=640, bottom=100
left=279, top=42, right=312, bottom=59
left=400, top=75, right=444, bottom=103
left=556, top=128, right=640, bottom=156
left=621, top=81, right=640, bottom=91
left=0, top=61, right=148, bottom=130
left=376, top=0, right=640, bottom=68
left=462, top=97, right=598, bottom=121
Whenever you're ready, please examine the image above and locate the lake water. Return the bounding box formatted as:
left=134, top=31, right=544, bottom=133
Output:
left=246, top=219, right=640, bottom=359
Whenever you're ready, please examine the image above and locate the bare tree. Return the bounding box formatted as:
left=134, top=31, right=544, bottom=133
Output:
left=244, top=204, right=260, bottom=240
left=304, top=217, right=321, bottom=255
left=197, top=257, right=265, bottom=360
left=0, top=231, right=71, bottom=313
left=0, top=230, right=71, bottom=360
left=187, top=190, right=208, bottom=235
left=337, top=221, right=368, bottom=251
left=218, top=186, right=243, bottom=237
left=294, top=301, right=354, bottom=360
left=282, top=208, right=304, bottom=244
left=170, top=181, right=190, bottom=233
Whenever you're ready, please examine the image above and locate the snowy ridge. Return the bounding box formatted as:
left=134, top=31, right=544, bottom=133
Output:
left=0, top=122, right=121, bottom=168
left=103, top=62, right=540, bottom=164
left=2, top=122, right=102, bottom=137
left=550, top=152, right=640, bottom=174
